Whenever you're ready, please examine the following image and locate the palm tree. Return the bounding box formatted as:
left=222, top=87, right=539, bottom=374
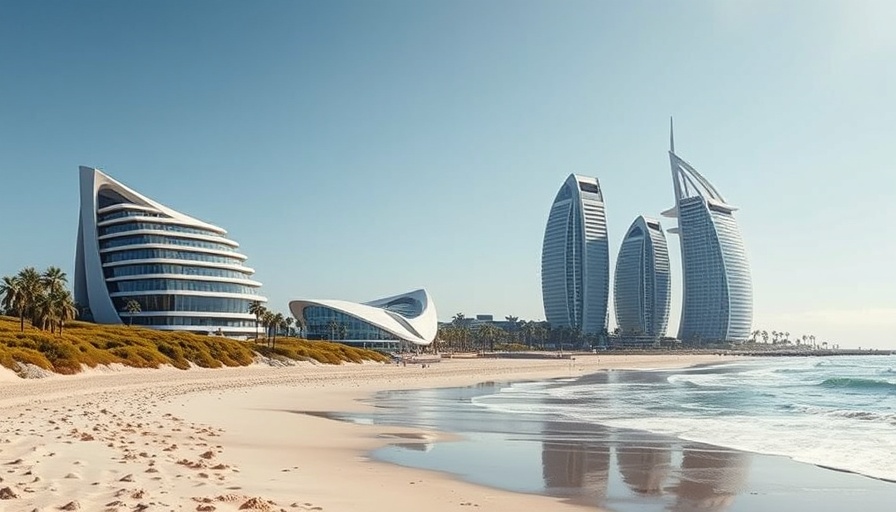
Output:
left=261, top=310, right=275, bottom=344
left=532, top=323, right=549, bottom=349
left=476, top=324, right=504, bottom=352
left=284, top=316, right=295, bottom=337
left=271, top=312, right=285, bottom=350
left=520, top=321, right=536, bottom=348
left=761, top=330, right=769, bottom=344
left=33, top=292, right=55, bottom=332
left=452, top=313, right=466, bottom=327
left=17, top=267, right=42, bottom=327
left=41, top=266, right=67, bottom=294
left=0, top=275, right=27, bottom=331
left=123, top=299, right=142, bottom=326
left=504, top=315, right=520, bottom=334
left=53, top=290, right=78, bottom=336
left=248, top=301, right=266, bottom=342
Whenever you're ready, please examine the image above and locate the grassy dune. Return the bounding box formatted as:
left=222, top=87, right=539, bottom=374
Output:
left=0, top=315, right=388, bottom=376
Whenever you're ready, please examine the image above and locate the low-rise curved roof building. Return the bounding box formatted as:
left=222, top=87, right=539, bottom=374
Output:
left=289, top=289, right=437, bottom=351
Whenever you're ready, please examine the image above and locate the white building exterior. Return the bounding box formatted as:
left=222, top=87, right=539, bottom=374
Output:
left=74, top=166, right=266, bottom=337
left=613, top=216, right=671, bottom=338
left=662, top=122, right=753, bottom=343
left=289, top=289, right=437, bottom=351
left=541, top=174, right=609, bottom=335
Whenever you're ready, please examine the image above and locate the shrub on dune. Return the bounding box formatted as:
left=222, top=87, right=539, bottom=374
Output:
left=0, top=315, right=386, bottom=376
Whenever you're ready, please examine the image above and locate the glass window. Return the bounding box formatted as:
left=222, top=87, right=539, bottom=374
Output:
left=102, top=249, right=246, bottom=266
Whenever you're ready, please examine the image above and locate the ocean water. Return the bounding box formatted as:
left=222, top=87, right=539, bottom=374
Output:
left=471, top=356, right=896, bottom=482
left=350, top=357, right=896, bottom=510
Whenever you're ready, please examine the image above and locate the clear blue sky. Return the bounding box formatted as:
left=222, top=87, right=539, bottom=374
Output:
left=2, top=1, right=894, bottom=348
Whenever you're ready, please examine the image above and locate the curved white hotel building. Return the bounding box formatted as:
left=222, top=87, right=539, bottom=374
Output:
left=74, top=166, right=266, bottom=337
left=662, top=123, right=753, bottom=343
left=289, top=288, right=437, bottom=351
left=613, top=216, right=671, bottom=338
left=541, top=174, right=609, bottom=335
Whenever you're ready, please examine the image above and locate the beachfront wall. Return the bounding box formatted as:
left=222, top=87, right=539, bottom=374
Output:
left=662, top=122, right=753, bottom=343
left=288, top=288, right=438, bottom=350
left=613, top=216, right=671, bottom=339
left=74, top=166, right=266, bottom=337
left=541, top=174, right=609, bottom=335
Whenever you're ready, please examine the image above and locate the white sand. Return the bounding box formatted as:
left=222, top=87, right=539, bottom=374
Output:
left=0, top=354, right=733, bottom=511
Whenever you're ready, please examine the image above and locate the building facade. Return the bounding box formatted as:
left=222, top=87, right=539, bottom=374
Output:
left=613, top=216, right=671, bottom=339
left=74, top=166, right=266, bottom=337
left=289, top=289, right=437, bottom=351
left=541, top=174, right=609, bottom=335
left=662, top=123, right=753, bottom=343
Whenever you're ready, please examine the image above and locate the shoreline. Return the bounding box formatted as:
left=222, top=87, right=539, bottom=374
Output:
left=357, top=378, right=896, bottom=511
left=0, top=354, right=732, bottom=511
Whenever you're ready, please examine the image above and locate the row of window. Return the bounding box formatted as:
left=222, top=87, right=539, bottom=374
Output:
left=98, top=221, right=223, bottom=239
left=107, top=278, right=258, bottom=295
left=100, top=234, right=236, bottom=253
left=678, top=197, right=740, bottom=342
left=111, top=296, right=256, bottom=314
left=102, top=249, right=246, bottom=266
left=104, top=263, right=251, bottom=280
left=613, top=229, right=671, bottom=338
left=97, top=209, right=166, bottom=223
left=126, top=316, right=256, bottom=328
left=303, top=306, right=398, bottom=341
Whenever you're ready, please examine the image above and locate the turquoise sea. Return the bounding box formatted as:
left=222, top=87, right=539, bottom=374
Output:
left=337, top=356, right=896, bottom=511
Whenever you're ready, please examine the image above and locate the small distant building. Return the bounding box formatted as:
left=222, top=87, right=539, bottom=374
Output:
left=442, top=314, right=519, bottom=332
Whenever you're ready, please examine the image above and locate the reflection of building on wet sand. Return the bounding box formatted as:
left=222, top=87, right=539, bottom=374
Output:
left=539, top=421, right=751, bottom=512
left=541, top=422, right=611, bottom=501
left=616, top=442, right=672, bottom=495
left=671, top=448, right=751, bottom=512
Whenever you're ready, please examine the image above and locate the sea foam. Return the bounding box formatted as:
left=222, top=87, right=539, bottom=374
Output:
left=472, top=356, right=896, bottom=482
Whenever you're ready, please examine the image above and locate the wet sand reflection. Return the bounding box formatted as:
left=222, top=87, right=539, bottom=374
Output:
left=616, top=439, right=672, bottom=495
left=356, top=381, right=758, bottom=511
left=541, top=422, right=611, bottom=502
left=671, top=447, right=751, bottom=512
left=539, top=422, right=750, bottom=511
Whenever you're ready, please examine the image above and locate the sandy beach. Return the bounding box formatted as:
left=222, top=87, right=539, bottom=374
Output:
left=0, top=354, right=731, bottom=511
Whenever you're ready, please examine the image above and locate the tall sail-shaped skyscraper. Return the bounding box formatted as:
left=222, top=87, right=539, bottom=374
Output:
left=541, top=174, right=609, bottom=334
left=613, top=216, right=671, bottom=338
left=662, top=121, right=753, bottom=342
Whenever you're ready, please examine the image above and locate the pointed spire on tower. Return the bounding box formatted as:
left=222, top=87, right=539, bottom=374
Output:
left=669, top=116, right=675, bottom=153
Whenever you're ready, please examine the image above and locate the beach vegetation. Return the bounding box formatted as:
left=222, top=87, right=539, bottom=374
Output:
left=0, top=315, right=388, bottom=375
left=0, top=266, right=389, bottom=377
left=248, top=300, right=266, bottom=341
